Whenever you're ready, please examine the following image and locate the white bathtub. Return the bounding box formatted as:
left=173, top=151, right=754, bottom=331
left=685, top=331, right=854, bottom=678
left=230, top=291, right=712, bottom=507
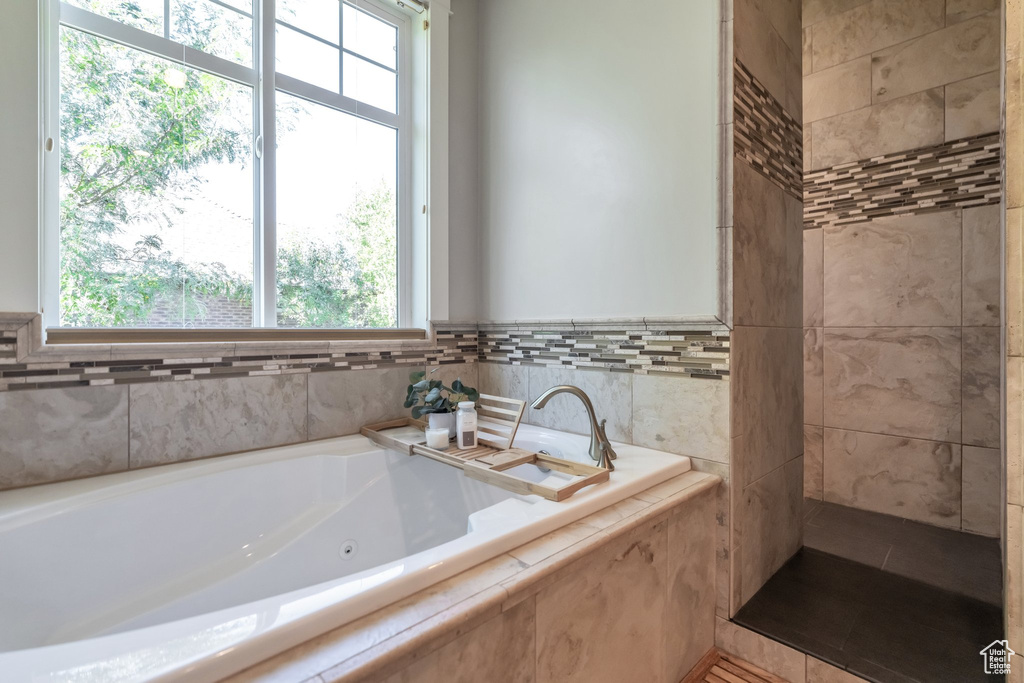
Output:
left=0, top=423, right=690, bottom=682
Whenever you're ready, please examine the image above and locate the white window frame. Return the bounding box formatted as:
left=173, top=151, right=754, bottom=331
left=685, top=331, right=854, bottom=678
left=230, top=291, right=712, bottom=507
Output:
left=41, top=0, right=423, bottom=330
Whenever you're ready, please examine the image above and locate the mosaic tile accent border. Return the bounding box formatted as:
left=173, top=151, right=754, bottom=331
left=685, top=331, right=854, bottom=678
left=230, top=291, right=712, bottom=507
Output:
left=804, top=132, right=1001, bottom=230
left=0, top=327, right=478, bottom=392
left=734, top=60, right=803, bottom=201
left=478, top=327, right=730, bottom=379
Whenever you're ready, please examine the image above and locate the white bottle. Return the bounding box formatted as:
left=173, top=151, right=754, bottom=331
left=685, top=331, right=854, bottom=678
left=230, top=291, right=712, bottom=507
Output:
left=456, top=401, right=478, bottom=449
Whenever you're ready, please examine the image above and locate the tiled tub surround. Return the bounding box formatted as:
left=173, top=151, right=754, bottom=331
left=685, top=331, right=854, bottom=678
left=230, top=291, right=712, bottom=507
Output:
left=801, top=0, right=1002, bottom=537
left=0, top=428, right=720, bottom=683
left=221, top=471, right=719, bottom=683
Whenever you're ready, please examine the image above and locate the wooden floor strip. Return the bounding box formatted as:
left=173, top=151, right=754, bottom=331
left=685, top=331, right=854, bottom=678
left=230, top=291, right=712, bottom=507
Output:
left=682, top=648, right=793, bottom=683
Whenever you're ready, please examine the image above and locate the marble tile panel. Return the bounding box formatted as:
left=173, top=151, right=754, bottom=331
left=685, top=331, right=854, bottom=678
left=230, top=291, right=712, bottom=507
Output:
left=946, top=71, right=1001, bottom=140
left=807, top=656, right=865, bottom=683
left=130, top=375, right=307, bottom=467
left=733, top=159, right=803, bottom=328
left=715, top=617, right=807, bottom=682
left=507, top=519, right=604, bottom=567
left=947, top=0, right=1000, bottom=23
left=804, top=425, right=824, bottom=500
left=1009, top=504, right=1024, bottom=683
left=963, top=204, right=1001, bottom=326
left=963, top=326, right=1000, bottom=449
left=732, top=326, right=803, bottom=487
left=872, top=12, right=1000, bottom=103
left=823, top=211, right=962, bottom=327
left=810, top=0, right=944, bottom=71
left=1010, top=58, right=1024, bottom=210
left=422, top=362, right=479, bottom=398
left=804, top=229, right=823, bottom=327
left=476, top=362, right=530, bottom=413
left=962, top=445, right=1000, bottom=536
left=735, top=457, right=803, bottom=605
left=1009, top=208, right=1024, bottom=356
left=526, top=365, right=632, bottom=443
left=0, top=385, right=128, bottom=489
left=802, top=0, right=871, bottom=28
left=804, top=328, right=823, bottom=426
left=664, top=488, right=717, bottom=683
left=734, top=0, right=789, bottom=107
left=308, top=367, right=412, bottom=441
left=380, top=598, right=535, bottom=683
left=803, top=27, right=813, bottom=76
left=1010, top=357, right=1024, bottom=507
left=822, top=428, right=962, bottom=528
left=803, top=123, right=813, bottom=173
left=804, top=56, right=872, bottom=123
left=631, top=373, right=730, bottom=464
left=823, top=327, right=962, bottom=442
left=534, top=520, right=667, bottom=683
left=810, top=89, right=944, bottom=169
left=761, top=0, right=801, bottom=57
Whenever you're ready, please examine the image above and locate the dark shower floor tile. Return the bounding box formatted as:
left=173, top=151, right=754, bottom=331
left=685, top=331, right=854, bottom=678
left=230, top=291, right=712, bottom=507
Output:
left=734, top=549, right=1004, bottom=683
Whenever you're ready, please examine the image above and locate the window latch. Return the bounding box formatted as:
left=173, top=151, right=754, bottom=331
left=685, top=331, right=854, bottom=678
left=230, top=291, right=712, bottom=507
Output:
left=255, top=134, right=264, bottom=159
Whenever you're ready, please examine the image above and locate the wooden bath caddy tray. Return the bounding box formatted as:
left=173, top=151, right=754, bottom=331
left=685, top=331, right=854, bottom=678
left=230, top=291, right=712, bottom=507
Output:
left=360, top=394, right=609, bottom=502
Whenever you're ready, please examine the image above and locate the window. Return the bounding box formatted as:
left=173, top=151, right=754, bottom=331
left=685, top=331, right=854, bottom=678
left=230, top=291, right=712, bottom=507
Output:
left=46, top=0, right=414, bottom=329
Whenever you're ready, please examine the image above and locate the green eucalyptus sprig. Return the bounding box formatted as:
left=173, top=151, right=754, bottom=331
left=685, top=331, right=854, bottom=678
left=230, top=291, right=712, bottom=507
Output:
left=404, top=369, right=480, bottom=419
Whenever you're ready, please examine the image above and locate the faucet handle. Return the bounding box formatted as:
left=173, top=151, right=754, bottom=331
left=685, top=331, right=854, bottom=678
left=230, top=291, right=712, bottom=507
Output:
left=597, top=419, right=617, bottom=461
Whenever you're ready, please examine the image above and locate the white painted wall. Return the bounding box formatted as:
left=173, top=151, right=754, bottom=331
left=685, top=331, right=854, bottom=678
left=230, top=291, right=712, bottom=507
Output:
left=447, top=0, right=480, bottom=321
left=0, top=1, right=41, bottom=313
left=477, top=0, right=720, bottom=321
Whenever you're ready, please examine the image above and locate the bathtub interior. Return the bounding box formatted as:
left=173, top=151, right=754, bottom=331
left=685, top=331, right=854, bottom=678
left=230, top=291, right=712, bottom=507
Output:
left=0, top=448, right=517, bottom=653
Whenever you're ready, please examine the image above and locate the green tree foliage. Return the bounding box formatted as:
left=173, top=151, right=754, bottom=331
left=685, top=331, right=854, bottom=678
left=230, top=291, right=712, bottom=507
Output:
left=59, top=2, right=398, bottom=328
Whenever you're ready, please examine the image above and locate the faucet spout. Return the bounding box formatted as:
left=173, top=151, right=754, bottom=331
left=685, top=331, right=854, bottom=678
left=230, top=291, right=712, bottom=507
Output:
left=530, top=385, right=617, bottom=471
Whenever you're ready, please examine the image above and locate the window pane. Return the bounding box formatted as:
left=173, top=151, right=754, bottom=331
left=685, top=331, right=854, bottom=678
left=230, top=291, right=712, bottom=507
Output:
left=343, top=3, right=396, bottom=69
left=65, top=0, right=164, bottom=35
left=343, top=53, right=396, bottom=113
left=59, top=28, right=254, bottom=328
left=278, top=0, right=339, bottom=44
left=171, top=0, right=253, bottom=67
left=276, top=93, right=397, bottom=328
left=276, top=25, right=339, bottom=93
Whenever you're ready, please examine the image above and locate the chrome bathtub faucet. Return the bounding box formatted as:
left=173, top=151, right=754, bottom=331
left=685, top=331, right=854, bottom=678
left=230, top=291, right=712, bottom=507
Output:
left=530, top=385, right=618, bottom=472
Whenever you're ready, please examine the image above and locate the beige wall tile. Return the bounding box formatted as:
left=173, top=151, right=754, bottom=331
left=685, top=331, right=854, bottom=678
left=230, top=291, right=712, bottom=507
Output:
left=535, top=520, right=667, bottom=683
left=308, top=367, right=410, bottom=441
left=823, top=211, right=962, bottom=326
left=1009, top=504, right=1024, bottom=683
left=946, top=0, right=999, bottom=24
left=807, top=656, right=864, bottom=682
left=762, top=0, right=802, bottom=57
left=810, top=0, right=944, bottom=71
left=805, top=328, right=824, bottom=426
left=632, top=374, right=730, bottom=463
left=382, top=598, right=535, bottom=683
left=1009, top=208, right=1024, bottom=355
left=946, top=71, right=1001, bottom=140
left=130, top=375, right=307, bottom=468
left=823, top=428, right=962, bottom=528
left=732, top=326, right=804, bottom=487
left=963, top=204, right=1002, bottom=326
left=423, top=363, right=479, bottom=398
left=716, top=618, right=807, bottom=682
left=963, top=326, right=1000, bottom=449
left=804, top=56, right=872, bottom=123
left=804, top=425, right=824, bottom=500
left=1010, top=357, right=1024, bottom=507
left=824, top=327, right=961, bottom=442
left=736, top=457, right=803, bottom=604
left=804, top=125, right=813, bottom=173
left=526, top=365, right=632, bottom=442
left=803, top=0, right=871, bottom=29
left=0, top=385, right=128, bottom=489
left=733, top=160, right=803, bottom=328
left=477, top=362, right=530, bottom=408
left=962, top=445, right=1000, bottom=536
left=735, top=0, right=790, bottom=107
left=1009, top=59, right=1024, bottom=210
left=810, top=89, right=944, bottom=168
left=804, top=228, right=824, bottom=327
left=803, top=27, right=813, bottom=76
left=872, top=12, right=1000, bottom=103
left=664, top=489, right=717, bottom=683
